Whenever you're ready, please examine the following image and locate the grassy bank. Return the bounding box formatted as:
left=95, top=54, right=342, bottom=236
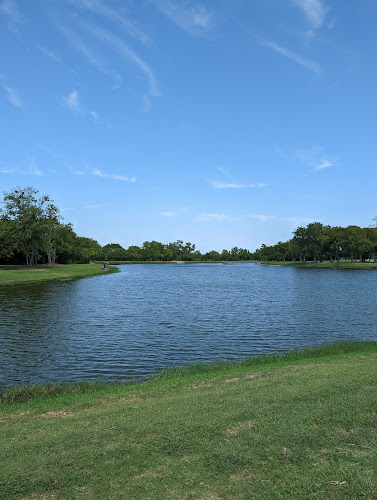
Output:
left=259, top=260, right=377, bottom=269
left=1, top=342, right=376, bottom=498
left=0, top=263, right=119, bottom=286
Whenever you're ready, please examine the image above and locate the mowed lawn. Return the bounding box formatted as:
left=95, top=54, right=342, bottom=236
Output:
left=1, top=345, right=376, bottom=499
left=0, top=264, right=118, bottom=286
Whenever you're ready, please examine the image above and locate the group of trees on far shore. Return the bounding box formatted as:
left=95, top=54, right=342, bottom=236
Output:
left=254, top=221, right=377, bottom=263
left=1, top=187, right=377, bottom=266
left=98, top=241, right=253, bottom=262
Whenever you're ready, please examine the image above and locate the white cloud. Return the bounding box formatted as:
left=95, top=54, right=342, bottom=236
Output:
left=92, top=168, right=136, bottom=182
left=296, top=146, right=337, bottom=170
left=161, top=211, right=176, bottom=216
left=62, top=203, right=110, bottom=212
left=249, top=215, right=275, bottom=223
left=83, top=203, right=110, bottom=209
left=62, top=90, right=98, bottom=121
left=76, top=0, right=151, bottom=46
left=4, top=85, right=23, bottom=107
left=156, top=1, right=213, bottom=36
left=0, top=159, right=42, bottom=176
left=62, top=90, right=81, bottom=113
left=143, top=94, right=151, bottom=112
left=293, top=0, right=326, bottom=30
left=0, top=0, right=22, bottom=32
left=59, top=25, right=122, bottom=85
left=36, top=44, right=61, bottom=62
left=82, top=23, right=160, bottom=98
left=313, top=158, right=334, bottom=170
left=70, top=168, right=86, bottom=176
left=209, top=181, right=266, bottom=189
left=198, top=213, right=240, bottom=222
left=261, top=40, right=321, bottom=74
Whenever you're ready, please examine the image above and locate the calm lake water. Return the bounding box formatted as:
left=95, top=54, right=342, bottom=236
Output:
left=1, top=263, right=376, bottom=386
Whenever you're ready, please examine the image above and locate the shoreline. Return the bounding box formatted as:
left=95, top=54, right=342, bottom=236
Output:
left=2, top=340, right=375, bottom=402
left=0, top=263, right=119, bottom=287
left=1, top=340, right=377, bottom=498
left=258, top=260, right=377, bottom=269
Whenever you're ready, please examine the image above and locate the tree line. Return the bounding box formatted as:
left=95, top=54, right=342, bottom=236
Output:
left=99, top=241, right=253, bottom=262
left=253, top=221, right=377, bottom=263
left=2, top=187, right=375, bottom=266
left=0, top=187, right=252, bottom=266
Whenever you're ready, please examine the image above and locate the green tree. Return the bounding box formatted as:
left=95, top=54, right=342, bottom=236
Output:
left=0, top=187, right=60, bottom=267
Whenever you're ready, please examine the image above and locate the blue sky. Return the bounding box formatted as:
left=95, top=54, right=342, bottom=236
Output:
left=1, top=0, right=376, bottom=252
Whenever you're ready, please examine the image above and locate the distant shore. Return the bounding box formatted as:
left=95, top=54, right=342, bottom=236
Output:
left=0, top=263, right=119, bottom=286
left=259, top=260, right=377, bottom=269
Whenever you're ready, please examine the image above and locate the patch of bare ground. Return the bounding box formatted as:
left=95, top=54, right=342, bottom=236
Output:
left=40, top=411, right=76, bottom=419
left=132, top=464, right=168, bottom=480
left=225, top=377, right=240, bottom=383
left=20, top=493, right=59, bottom=500
left=192, top=382, right=213, bottom=389
left=226, top=420, right=257, bottom=436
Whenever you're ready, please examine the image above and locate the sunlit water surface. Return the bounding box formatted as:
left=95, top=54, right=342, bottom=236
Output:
left=1, top=263, right=376, bottom=386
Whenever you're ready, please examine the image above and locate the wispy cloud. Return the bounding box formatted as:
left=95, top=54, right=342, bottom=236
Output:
left=62, top=90, right=98, bottom=121
left=61, top=203, right=110, bottom=212
left=293, top=0, right=326, bottom=30
left=36, top=44, right=61, bottom=62
left=59, top=25, right=122, bottom=86
left=261, top=40, right=321, bottom=74
left=82, top=23, right=160, bottom=98
left=0, top=0, right=22, bottom=32
left=161, top=211, right=176, bottom=217
left=209, top=181, right=266, bottom=189
left=70, top=168, right=86, bottom=176
left=0, top=159, right=42, bottom=176
left=3, top=84, right=23, bottom=107
left=217, top=166, right=232, bottom=179
left=296, top=146, right=338, bottom=170
left=62, top=90, right=81, bottom=113
left=76, top=0, right=151, bottom=46
left=156, top=1, right=213, bottom=36
left=249, top=215, right=275, bottom=223
left=198, top=213, right=240, bottom=222
left=92, top=168, right=136, bottom=182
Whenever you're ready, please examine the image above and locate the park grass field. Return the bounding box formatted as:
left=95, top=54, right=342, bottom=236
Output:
left=1, top=342, right=376, bottom=499
left=259, top=260, right=377, bottom=269
left=0, top=263, right=119, bottom=286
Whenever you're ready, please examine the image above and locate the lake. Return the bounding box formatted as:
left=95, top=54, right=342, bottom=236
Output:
left=1, top=263, right=376, bottom=386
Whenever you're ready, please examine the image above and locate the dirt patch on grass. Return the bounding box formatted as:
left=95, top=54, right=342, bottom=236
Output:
left=226, top=420, right=256, bottom=436
left=225, top=377, right=240, bottom=383
left=40, top=411, right=76, bottom=419
left=21, top=492, right=59, bottom=499
left=192, top=383, right=213, bottom=389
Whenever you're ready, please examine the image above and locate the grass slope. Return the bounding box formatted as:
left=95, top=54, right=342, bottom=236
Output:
left=0, top=264, right=118, bottom=286
left=1, top=342, right=376, bottom=499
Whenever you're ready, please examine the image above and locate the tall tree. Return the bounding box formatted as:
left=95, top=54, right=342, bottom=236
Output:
left=0, top=187, right=60, bottom=267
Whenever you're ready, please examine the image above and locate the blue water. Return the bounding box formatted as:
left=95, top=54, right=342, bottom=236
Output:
left=0, top=263, right=376, bottom=386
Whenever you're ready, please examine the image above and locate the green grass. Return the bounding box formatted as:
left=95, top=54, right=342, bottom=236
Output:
left=0, top=263, right=119, bottom=286
left=259, top=260, right=377, bottom=269
left=1, top=341, right=376, bottom=499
